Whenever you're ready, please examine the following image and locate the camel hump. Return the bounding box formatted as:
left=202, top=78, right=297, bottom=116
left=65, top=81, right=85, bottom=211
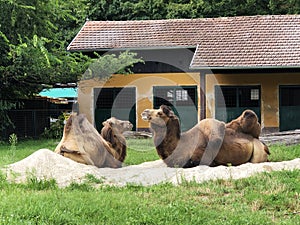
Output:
left=198, top=118, right=225, bottom=138
left=197, top=119, right=226, bottom=165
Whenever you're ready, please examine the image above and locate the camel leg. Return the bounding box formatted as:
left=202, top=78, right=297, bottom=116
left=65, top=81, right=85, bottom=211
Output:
left=60, top=146, right=95, bottom=166
left=250, top=139, right=269, bottom=163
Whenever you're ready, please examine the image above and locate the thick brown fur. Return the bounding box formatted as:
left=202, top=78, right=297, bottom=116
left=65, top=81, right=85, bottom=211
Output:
left=141, top=105, right=269, bottom=168
left=54, top=113, right=122, bottom=168
left=225, top=109, right=270, bottom=158
left=101, top=117, right=133, bottom=162
left=226, top=109, right=261, bottom=138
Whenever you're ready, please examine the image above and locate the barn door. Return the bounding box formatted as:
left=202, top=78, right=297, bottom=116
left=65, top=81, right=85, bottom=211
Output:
left=215, top=86, right=261, bottom=122
left=94, top=87, right=136, bottom=131
left=153, top=86, right=198, bottom=131
left=279, top=86, right=300, bottom=131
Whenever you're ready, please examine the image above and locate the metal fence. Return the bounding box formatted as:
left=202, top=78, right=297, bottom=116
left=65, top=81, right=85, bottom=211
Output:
left=2, top=109, right=64, bottom=139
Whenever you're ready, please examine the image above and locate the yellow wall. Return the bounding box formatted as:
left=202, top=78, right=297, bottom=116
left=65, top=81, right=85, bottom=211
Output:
left=78, top=72, right=300, bottom=131
left=206, top=72, right=300, bottom=131
left=78, top=73, right=199, bottom=129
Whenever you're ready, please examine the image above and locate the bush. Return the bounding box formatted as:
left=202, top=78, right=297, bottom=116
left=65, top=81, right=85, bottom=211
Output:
left=42, top=114, right=65, bottom=139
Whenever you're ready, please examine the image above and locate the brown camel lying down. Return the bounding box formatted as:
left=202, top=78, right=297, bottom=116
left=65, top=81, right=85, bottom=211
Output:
left=142, top=105, right=269, bottom=168
left=101, top=117, right=133, bottom=162
left=54, top=114, right=122, bottom=168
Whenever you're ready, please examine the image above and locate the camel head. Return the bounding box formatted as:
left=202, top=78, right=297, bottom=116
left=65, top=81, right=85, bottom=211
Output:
left=239, top=109, right=261, bottom=137
left=240, top=110, right=258, bottom=124
left=141, top=105, right=177, bottom=127
left=102, top=117, right=133, bottom=133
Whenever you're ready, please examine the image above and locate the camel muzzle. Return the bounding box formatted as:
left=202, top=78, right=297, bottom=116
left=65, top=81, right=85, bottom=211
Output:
left=141, top=110, right=151, bottom=121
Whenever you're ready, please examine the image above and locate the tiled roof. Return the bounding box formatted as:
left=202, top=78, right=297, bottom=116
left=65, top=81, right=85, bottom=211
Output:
left=191, top=15, right=300, bottom=68
left=67, top=15, right=300, bottom=68
left=67, top=19, right=204, bottom=50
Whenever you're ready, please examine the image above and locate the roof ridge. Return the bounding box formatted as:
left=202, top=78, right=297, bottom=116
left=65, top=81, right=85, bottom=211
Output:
left=86, top=14, right=300, bottom=23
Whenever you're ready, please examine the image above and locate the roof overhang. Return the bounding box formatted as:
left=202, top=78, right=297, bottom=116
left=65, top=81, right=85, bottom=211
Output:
left=67, top=46, right=197, bottom=52
left=190, top=65, right=300, bottom=71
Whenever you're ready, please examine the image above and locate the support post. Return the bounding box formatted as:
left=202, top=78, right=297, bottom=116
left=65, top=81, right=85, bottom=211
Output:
left=200, top=71, right=206, bottom=120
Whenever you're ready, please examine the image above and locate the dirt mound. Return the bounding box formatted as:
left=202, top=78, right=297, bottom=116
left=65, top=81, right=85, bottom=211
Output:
left=3, top=149, right=300, bottom=187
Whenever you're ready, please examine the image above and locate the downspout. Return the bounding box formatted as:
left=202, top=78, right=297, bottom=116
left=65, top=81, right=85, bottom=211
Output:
left=200, top=70, right=207, bottom=120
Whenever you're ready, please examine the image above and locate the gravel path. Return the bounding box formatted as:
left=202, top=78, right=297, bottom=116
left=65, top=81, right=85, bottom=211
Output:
left=261, top=130, right=300, bottom=145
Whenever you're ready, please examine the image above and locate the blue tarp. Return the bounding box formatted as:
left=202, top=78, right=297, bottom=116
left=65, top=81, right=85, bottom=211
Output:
left=39, top=88, right=77, bottom=98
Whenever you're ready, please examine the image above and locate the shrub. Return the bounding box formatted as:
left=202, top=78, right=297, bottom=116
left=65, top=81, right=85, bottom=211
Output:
left=42, top=113, right=65, bottom=139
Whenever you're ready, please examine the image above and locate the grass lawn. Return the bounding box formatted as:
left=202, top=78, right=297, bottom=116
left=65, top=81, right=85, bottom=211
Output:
left=0, top=138, right=299, bottom=224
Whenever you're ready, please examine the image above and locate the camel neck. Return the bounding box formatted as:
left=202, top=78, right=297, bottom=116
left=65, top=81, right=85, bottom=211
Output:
left=151, top=118, right=180, bottom=159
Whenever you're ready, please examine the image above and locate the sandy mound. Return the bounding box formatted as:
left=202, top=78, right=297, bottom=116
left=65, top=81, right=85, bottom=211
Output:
left=3, top=149, right=300, bottom=187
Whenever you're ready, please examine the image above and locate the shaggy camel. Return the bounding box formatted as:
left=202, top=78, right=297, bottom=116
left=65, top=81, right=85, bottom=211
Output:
left=101, top=117, right=133, bottom=162
left=141, top=105, right=269, bottom=168
left=54, top=113, right=122, bottom=168
left=226, top=109, right=261, bottom=138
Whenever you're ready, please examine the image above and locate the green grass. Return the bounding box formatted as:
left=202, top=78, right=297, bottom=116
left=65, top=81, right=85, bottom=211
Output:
left=1, top=138, right=299, bottom=166
left=0, top=139, right=300, bottom=224
left=0, top=139, right=59, bottom=167
left=125, top=138, right=159, bottom=165
left=0, top=138, right=159, bottom=166
left=0, top=170, right=299, bottom=224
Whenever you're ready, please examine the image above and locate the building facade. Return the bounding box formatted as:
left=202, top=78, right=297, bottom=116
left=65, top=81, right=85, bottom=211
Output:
left=68, top=15, right=300, bottom=133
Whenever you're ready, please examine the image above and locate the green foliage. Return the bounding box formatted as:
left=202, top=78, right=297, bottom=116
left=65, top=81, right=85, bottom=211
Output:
left=82, top=51, right=144, bottom=81
left=87, top=0, right=300, bottom=21
left=0, top=0, right=91, bottom=132
left=9, top=133, right=17, bottom=149
left=42, top=114, right=66, bottom=139
left=0, top=100, right=16, bottom=132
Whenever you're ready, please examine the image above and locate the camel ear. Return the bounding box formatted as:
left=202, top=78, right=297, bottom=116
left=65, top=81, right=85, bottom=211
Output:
left=167, top=110, right=176, bottom=118
left=109, top=117, right=117, bottom=126
left=161, top=105, right=175, bottom=118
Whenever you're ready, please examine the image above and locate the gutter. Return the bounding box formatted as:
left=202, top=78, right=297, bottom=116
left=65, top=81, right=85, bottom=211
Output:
left=190, top=65, right=300, bottom=70
left=67, top=46, right=197, bottom=52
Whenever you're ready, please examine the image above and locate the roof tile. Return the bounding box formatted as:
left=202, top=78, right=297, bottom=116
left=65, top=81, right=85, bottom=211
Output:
left=67, top=15, right=300, bottom=68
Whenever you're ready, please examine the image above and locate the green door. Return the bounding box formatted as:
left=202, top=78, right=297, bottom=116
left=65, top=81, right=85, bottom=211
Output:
left=279, top=86, right=300, bottom=131
left=94, top=87, right=136, bottom=131
left=153, top=86, right=198, bottom=131
left=215, top=86, right=261, bottom=123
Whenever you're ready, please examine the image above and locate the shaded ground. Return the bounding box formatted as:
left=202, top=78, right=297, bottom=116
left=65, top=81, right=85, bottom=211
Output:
left=261, top=130, right=300, bottom=145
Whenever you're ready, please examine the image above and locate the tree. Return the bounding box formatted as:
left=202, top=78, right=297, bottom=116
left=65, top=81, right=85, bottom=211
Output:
left=0, top=0, right=90, bottom=133
left=86, top=0, right=300, bottom=21
left=82, top=51, right=144, bottom=81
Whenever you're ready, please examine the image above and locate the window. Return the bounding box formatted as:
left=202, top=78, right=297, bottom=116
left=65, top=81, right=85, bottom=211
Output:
left=239, top=87, right=260, bottom=107
left=281, top=86, right=300, bottom=106
left=215, top=86, right=260, bottom=108
left=96, top=88, right=135, bottom=109
left=154, top=86, right=197, bottom=108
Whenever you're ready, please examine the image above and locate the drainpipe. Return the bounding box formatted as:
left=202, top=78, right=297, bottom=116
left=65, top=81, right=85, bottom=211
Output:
left=200, top=71, right=207, bottom=120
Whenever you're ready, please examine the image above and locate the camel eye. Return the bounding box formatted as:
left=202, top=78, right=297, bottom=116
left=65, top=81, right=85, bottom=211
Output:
left=157, top=112, right=163, bottom=116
